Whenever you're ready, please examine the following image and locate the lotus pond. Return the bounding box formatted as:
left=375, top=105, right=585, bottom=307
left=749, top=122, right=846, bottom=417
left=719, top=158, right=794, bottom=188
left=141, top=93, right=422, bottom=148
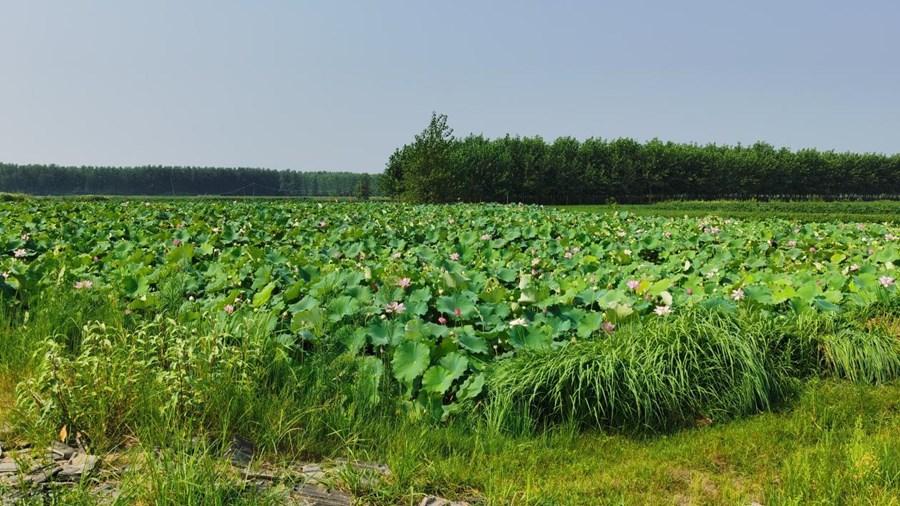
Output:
left=2, top=200, right=898, bottom=417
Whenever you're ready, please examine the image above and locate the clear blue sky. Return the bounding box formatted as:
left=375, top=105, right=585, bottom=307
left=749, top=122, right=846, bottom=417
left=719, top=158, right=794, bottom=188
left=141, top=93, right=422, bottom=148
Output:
left=1, top=1, right=898, bottom=172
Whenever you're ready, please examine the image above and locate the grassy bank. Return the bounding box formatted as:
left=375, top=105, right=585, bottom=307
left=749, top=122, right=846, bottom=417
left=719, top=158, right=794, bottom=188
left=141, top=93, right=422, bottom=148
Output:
left=1, top=288, right=898, bottom=504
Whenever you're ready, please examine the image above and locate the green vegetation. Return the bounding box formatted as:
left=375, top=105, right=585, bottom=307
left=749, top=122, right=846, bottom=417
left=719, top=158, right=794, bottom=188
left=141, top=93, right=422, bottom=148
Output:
left=382, top=113, right=900, bottom=203
left=564, top=200, right=900, bottom=223
left=0, top=163, right=381, bottom=197
left=1, top=199, right=898, bottom=503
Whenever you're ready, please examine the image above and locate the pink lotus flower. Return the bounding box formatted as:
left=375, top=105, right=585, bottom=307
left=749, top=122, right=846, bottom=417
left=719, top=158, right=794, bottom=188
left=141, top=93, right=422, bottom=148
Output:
left=453, top=308, right=462, bottom=317
left=787, top=240, right=797, bottom=248
left=397, top=277, right=411, bottom=289
left=627, top=280, right=640, bottom=291
left=449, top=252, right=460, bottom=261
left=480, top=234, right=492, bottom=241
left=20, top=233, right=29, bottom=241
left=809, top=247, right=817, bottom=253
left=172, top=238, right=182, bottom=247
left=731, top=288, right=745, bottom=301
left=73, top=280, right=93, bottom=290
left=437, top=316, right=448, bottom=325
left=385, top=301, right=406, bottom=314
left=224, top=304, right=235, bottom=314
left=880, top=276, right=895, bottom=288
left=13, top=249, right=27, bottom=258
left=856, top=223, right=865, bottom=231
left=654, top=305, right=672, bottom=317
left=564, top=251, right=573, bottom=259
left=602, top=321, right=616, bottom=333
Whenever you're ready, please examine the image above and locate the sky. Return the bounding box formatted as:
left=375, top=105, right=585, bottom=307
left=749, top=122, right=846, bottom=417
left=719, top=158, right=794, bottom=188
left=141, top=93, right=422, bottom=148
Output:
left=1, top=1, right=898, bottom=173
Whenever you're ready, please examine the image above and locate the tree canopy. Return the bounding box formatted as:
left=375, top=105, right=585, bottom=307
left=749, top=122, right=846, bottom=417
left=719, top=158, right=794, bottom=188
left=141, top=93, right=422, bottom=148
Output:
left=381, top=115, right=900, bottom=203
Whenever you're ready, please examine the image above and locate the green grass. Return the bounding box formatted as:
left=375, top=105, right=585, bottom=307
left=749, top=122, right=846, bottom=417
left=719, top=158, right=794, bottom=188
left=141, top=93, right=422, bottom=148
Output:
left=3, top=380, right=898, bottom=505
left=1, top=290, right=898, bottom=504
left=561, top=200, right=900, bottom=222
left=368, top=380, right=900, bottom=505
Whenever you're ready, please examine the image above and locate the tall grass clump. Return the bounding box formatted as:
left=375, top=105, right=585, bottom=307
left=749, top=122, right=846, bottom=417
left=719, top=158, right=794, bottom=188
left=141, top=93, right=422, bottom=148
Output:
left=487, top=310, right=799, bottom=432
left=0, top=288, right=124, bottom=380
left=487, top=304, right=900, bottom=433
left=794, top=300, right=900, bottom=384
left=11, top=299, right=398, bottom=457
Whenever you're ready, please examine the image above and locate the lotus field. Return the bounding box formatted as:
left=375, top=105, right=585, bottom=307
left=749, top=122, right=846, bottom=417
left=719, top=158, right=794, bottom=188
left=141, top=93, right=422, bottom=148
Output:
left=2, top=201, right=898, bottom=421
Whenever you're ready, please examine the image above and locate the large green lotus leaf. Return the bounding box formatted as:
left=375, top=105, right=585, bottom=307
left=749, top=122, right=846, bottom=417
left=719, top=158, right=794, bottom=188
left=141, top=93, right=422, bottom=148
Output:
left=283, top=281, right=304, bottom=302
left=745, top=285, right=775, bottom=305
left=813, top=298, right=840, bottom=312
left=576, top=311, right=605, bottom=338
left=374, top=286, right=404, bottom=307
left=123, top=275, right=149, bottom=296
left=405, top=287, right=431, bottom=315
left=456, top=327, right=488, bottom=354
left=327, top=295, right=359, bottom=322
left=700, top=297, right=737, bottom=312
left=366, top=320, right=393, bottom=346
left=479, top=282, right=508, bottom=304
left=392, top=341, right=430, bottom=385
left=252, top=281, right=277, bottom=307
left=771, top=285, right=796, bottom=304
left=424, top=322, right=450, bottom=339
left=342, top=328, right=367, bottom=354
left=795, top=281, right=818, bottom=303
left=508, top=325, right=551, bottom=351
left=422, top=366, right=453, bottom=395
left=251, top=265, right=272, bottom=289
left=457, top=373, right=485, bottom=401
left=166, top=244, right=194, bottom=264
left=873, top=246, right=897, bottom=264
left=403, top=318, right=428, bottom=341
left=597, top=289, right=626, bottom=309
left=289, top=295, right=319, bottom=313
left=345, top=285, right=373, bottom=305
left=437, top=292, right=477, bottom=319
left=648, top=278, right=674, bottom=296
left=440, top=352, right=469, bottom=381
left=291, top=307, right=324, bottom=332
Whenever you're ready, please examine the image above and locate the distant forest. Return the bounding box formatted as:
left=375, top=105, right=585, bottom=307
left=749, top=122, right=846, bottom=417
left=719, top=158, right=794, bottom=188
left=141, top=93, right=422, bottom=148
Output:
left=382, top=114, right=900, bottom=204
left=0, top=164, right=380, bottom=197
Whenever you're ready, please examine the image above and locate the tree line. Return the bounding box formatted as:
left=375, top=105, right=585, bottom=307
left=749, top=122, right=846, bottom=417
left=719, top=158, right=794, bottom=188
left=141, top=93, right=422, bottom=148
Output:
left=0, top=163, right=380, bottom=198
left=381, top=113, right=900, bottom=203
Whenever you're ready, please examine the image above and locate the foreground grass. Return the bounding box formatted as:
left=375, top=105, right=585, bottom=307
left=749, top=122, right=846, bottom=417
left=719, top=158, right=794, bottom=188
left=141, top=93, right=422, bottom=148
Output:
left=0, top=381, right=897, bottom=505
left=1, top=291, right=898, bottom=504
left=560, top=200, right=900, bottom=223
left=374, top=380, right=900, bottom=505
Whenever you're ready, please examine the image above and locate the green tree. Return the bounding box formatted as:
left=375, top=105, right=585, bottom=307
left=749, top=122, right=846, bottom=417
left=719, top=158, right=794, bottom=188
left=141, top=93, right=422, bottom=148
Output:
left=383, top=112, right=456, bottom=202
left=355, top=173, right=372, bottom=200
